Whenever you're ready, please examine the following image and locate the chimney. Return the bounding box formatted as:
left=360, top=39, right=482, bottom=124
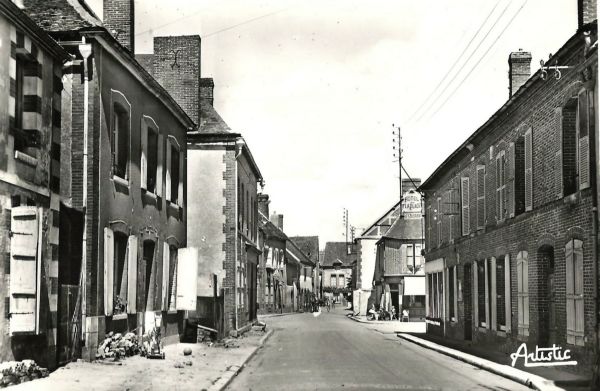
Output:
left=508, top=50, right=532, bottom=97
left=153, top=35, right=201, bottom=124
left=270, top=212, right=283, bottom=231
left=402, top=178, right=421, bottom=193
left=103, top=0, right=135, bottom=52
left=200, top=78, right=214, bottom=106
left=258, top=193, right=270, bottom=218
left=578, top=0, right=597, bottom=28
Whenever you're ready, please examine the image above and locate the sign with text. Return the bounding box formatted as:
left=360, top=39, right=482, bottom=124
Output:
left=402, top=190, right=423, bottom=220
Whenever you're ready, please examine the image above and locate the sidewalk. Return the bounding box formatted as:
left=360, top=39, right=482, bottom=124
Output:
left=349, top=315, right=426, bottom=334
left=9, top=329, right=273, bottom=391
left=398, top=332, right=591, bottom=391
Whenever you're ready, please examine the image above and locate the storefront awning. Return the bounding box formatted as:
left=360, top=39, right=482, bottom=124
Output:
left=404, top=276, right=425, bottom=296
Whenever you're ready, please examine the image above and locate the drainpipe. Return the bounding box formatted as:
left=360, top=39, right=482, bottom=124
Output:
left=78, top=39, right=92, bottom=340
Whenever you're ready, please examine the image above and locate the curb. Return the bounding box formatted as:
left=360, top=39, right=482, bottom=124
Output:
left=208, top=328, right=274, bottom=391
left=397, top=333, right=563, bottom=391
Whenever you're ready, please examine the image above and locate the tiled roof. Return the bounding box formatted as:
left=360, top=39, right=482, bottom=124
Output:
left=22, top=0, right=102, bottom=32
left=381, top=216, right=423, bottom=241
left=322, top=242, right=356, bottom=268
left=287, top=239, right=314, bottom=266
left=288, top=236, right=319, bottom=264
left=199, top=100, right=231, bottom=134
left=258, top=213, right=287, bottom=242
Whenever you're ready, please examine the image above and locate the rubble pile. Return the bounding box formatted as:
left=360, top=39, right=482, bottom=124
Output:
left=96, top=331, right=141, bottom=360
left=0, top=360, right=49, bottom=387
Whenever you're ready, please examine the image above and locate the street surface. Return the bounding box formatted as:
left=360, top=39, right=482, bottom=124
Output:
left=228, top=308, right=530, bottom=391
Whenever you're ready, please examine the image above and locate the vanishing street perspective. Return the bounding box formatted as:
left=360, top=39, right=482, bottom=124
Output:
left=0, top=0, right=598, bottom=390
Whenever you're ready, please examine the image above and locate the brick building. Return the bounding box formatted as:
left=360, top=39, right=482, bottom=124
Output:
left=0, top=0, right=70, bottom=369
left=139, top=33, right=264, bottom=337
left=321, top=242, right=356, bottom=304
left=21, top=0, right=195, bottom=361
left=421, top=2, right=597, bottom=370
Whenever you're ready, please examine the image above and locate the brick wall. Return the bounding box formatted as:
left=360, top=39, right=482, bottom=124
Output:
left=423, top=29, right=598, bottom=368
left=153, top=36, right=201, bottom=124
left=508, top=51, right=531, bottom=97
left=578, top=0, right=598, bottom=27
left=103, top=0, right=135, bottom=52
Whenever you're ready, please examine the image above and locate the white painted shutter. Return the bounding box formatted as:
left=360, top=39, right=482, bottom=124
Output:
left=140, top=122, right=148, bottom=189
left=476, top=165, right=485, bottom=229
left=573, top=240, right=585, bottom=344
left=178, top=150, right=184, bottom=207
left=524, top=128, right=533, bottom=211
left=565, top=240, right=575, bottom=343
left=176, top=247, right=198, bottom=310
left=461, top=177, right=470, bottom=236
left=169, top=251, right=178, bottom=311
left=554, top=108, right=563, bottom=199
left=504, top=254, right=511, bottom=333
left=162, top=242, right=169, bottom=311
left=156, top=133, right=164, bottom=197
left=165, top=140, right=172, bottom=201
left=127, top=235, right=138, bottom=314
left=578, top=91, right=590, bottom=189
left=104, top=227, right=115, bottom=316
left=9, top=207, right=40, bottom=334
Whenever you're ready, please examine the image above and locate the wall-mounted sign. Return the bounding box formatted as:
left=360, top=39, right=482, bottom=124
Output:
left=402, top=190, right=423, bottom=220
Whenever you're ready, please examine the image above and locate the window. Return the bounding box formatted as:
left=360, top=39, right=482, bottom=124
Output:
left=437, top=197, right=442, bottom=245
left=524, top=129, right=533, bottom=210
left=514, top=137, right=525, bottom=215
left=461, top=177, right=470, bottom=235
left=477, top=260, right=486, bottom=327
left=246, top=189, right=250, bottom=236
left=141, top=117, right=162, bottom=194
left=143, top=240, right=156, bottom=311
left=565, top=239, right=584, bottom=345
left=427, top=205, right=432, bottom=248
left=406, top=244, right=414, bottom=268
left=338, top=274, right=345, bottom=288
left=111, top=100, right=130, bottom=179
left=449, top=266, right=455, bottom=321
left=428, top=272, right=443, bottom=319
left=496, top=257, right=506, bottom=330
left=113, top=232, right=128, bottom=315
left=495, top=151, right=506, bottom=221
left=12, top=53, right=41, bottom=157
left=517, top=251, right=529, bottom=336
left=414, top=244, right=422, bottom=268
left=170, top=143, right=180, bottom=202
left=147, top=127, right=158, bottom=192
left=476, top=165, right=486, bottom=229
left=577, top=90, right=593, bottom=190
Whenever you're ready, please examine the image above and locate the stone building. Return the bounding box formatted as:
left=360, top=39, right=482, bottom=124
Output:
left=0, top=0, right=70, bottom=369
left=21, top=0, right=195, bottom=361
left=421, top=1, right=597, bottom=370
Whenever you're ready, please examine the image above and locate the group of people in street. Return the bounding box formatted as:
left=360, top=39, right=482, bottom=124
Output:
left=368, top=304, right=409, bottom=321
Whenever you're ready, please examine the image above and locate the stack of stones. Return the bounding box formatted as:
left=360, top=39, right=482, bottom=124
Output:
left=0, top=360, right=49, bottom=387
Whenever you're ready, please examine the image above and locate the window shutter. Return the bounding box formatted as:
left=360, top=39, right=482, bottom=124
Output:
left=476, top=165, right=485, bottom=229
left=565, top=240, right=575, bottom=343
left=9, top=206, right=40, bottom=334
left=523, top=255, right=529, bottom=328
left=574, top=240, right=584, bottom=341
left=517, top=255, right=523, bottom=328
left=554, top=108, right=563, bottom=199
left=504, top=254, right=511, bottom=333
left=104, top=227, right=115, bottom=316
left=156, top=133, right=164, bottom=197
left=140, top=122, right=148, bottom=189
left=165, top=140, right=172, bottom=201
left=461, top=177, right=470, bottom=235
left=473, top=261, right=478, bottom=327
left=496, top=155, right=501, bottom=219
left=484, top=259, right=490, bottom=328
left=507, top=143, right=515, bottom=217
left=401, top=245, right=408, bottom=268
left=524, top=128, right=533, bottom=211
left=490, top=257, right=496, bottom=331
left=517, top=251, right=529, bottom=335
left=437, top=197, right=442, bottom=244
left=127, top=235, right=138, bottom=314
left=169, top=251, right=178, bottom=311
left=178, top=150, right=184, bottom=207
left=176, top=247, right=198, bottom=310
left=162, top=242, right=169, bottom=311
left=578, top=91, right=590, bottom=189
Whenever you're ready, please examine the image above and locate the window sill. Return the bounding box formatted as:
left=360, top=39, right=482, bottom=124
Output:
left=478, top=326, right=488, bottom=333
left=142, top=189, right=158, bottom=205
left=496, top=330, right=507, bottom=337
left=14, top=151, right=38, bottom=167
left=167, top=201, right=182, bottom=218
left=112, top=313, right=128, bottom=320
left=167, top=309, right=178, bottom=315
left=112, top=175, right=129, bottom=187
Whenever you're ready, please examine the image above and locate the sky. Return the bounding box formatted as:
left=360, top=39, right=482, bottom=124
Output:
left=88, top=0, right=578, bottom=247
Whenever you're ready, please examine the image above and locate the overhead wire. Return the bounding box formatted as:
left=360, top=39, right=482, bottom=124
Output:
left=406, top=0, right=502, bottom=123
left=415, top=0, right=513, bottom=122
left=427, top=0, right=529, bottom=119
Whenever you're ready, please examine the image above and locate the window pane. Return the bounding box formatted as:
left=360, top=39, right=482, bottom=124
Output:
left=171, top=145, right=179, bottom=200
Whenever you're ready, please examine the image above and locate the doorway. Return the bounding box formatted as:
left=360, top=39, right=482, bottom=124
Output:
left=463, top=263, right=472, bottom=340
left=539, top=245, right=556, bottom=346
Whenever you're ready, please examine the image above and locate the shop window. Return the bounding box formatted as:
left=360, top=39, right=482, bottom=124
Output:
left=449, top=266, right=455, bottom=321
left=565, top=239, right=584, bottom=346
left=517, top=251, right=529, bottom=336
left=111, top=101, right=130, bottom=179
left=113, top=232, right=128, bottom=315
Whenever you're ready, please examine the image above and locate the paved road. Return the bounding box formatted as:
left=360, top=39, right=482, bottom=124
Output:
left=227, top=308, right=530, bottom=391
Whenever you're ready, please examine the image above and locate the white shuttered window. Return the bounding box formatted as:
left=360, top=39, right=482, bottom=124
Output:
left=566, top=239, right=584, bottom=346
left=517, top=251, right=529, bottom=336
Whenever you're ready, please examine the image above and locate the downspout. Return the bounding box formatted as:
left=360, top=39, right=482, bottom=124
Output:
left=78, top=39, right=92, bottom=340
left=234, top=138, right=244, bottom=332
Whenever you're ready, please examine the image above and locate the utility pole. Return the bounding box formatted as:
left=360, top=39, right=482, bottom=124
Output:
left=392, top=124, right=403, bottom=211
left=342, top=208, right=349, bottom=245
